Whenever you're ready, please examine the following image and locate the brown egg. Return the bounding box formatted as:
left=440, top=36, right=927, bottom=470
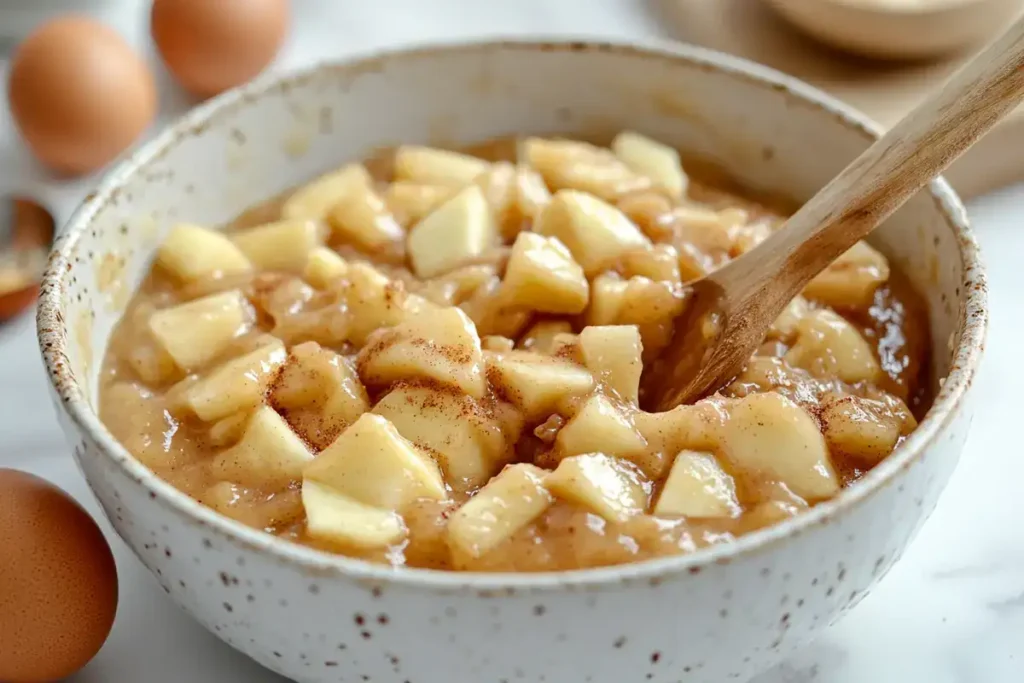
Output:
left=7, top=17, right=157, bottom=176
left=0, top=469, right=118, bottom=682
left=151, top=0, right=290, bottom=98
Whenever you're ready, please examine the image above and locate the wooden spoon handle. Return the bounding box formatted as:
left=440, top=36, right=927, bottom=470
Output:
left=724, top=15, right=1024, bottom=301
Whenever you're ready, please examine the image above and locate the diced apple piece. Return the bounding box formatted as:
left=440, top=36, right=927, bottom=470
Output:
left=556, top=394, right=648, bottom=463
left=721, top=392, right=839, bottom=500
left=458, top=274, right=533, bottom=339
left=633, top=401, right=726, bottom=461
left=536, top=190, right=650, bottom=276
left=621, top=243, right=682, bottom=286
left=769, top=296, right=811, bottom=341
left=185, top=339, right=287, bottom=421
left=519, top=320, right=574, bottom=355
left=345, top=262, right=409, bottom=345
left=212, top=405, right=314, bottom=488
left=148, top=290, right=251, bottom=371
left=394, top=145, right=489, bottom=186
left=523, top=138, right=652, bottom=201
left=578, top=325, right=643, bottom=405
left=303, top=247, right=348, bottom=288
left=373, top=384, right=519, bottom=492
left=587, top=273, right=629, bottom=325
left=272, top=341, right=369, bottom=422
left=231, top=219, right=323, bottom=272
left=586, top=274, right=686, bottom=359
left=302, top=479, right=405, bottom=549
left=448, top=464, right=554, bottom=558
left=358, top=306, right=485, bottom=398
left=127, top=341, right=179, bottom=385
left=385, top=181, right=451, bottom=227
left=785, top=308, right=881, bottom=384
left=418, top=264, right=497, bottom=307
left=304, top=413, right=447, bottom=509
left=611, top=131, right=687, bottom=198
left=157, top=223, right=252, bottom=282
left=819, top=393, right=907, bottom=466
left=482, top=335, right=515, bottom=352
left=208, top=411, right=249, bottom=447
left=502, top=232, right=589, bottom=314
left=487, top=350, right=594, bottom=421
left=474, top=161, right=516, bottom=219
left=731, top=215, right=775, bottom=255
left=803, top=240, right=890, bottom=309
left=545, top=453, right=648, bottom=522
left=282, top=164, right=372, bottom=221
left=407, top=185, right=496, bottom=278
left=508, top=165, right=551, bottom=234
left=328, top=182, right=404, bottom=251
left=654, top=451, right=740, bottom=518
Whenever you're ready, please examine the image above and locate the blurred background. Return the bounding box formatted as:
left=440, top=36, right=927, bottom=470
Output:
left=2, top=2, right=1023, bottom=682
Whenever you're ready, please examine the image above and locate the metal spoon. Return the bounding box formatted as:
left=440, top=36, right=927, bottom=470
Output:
left=0, top=195, right=55, bottom=322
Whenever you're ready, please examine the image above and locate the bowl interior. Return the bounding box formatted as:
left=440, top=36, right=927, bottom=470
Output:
left=38, top=39, right=983, bottom=578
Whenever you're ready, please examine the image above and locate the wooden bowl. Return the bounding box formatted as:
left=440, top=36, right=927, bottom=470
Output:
left=763, top=0, right=1024, bottom=60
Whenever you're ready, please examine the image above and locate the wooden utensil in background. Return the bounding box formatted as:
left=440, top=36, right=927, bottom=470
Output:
left=649, top=13, right=1024, bottom=410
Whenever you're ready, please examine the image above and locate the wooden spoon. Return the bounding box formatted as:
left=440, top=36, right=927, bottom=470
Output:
left=648, top=15, right=1024, bottom=411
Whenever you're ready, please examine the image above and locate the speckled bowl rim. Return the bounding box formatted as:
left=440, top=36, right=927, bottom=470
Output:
left=37, top=37, right=987, bottom=594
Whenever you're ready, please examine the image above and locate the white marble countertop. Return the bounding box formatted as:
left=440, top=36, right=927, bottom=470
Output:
left=1, top=2, right=1022, bottom=681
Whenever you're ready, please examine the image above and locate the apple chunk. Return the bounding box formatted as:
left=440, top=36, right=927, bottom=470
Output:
left=486, top=350, right=593, bottom=421
left=803, top=240, right=890, bottom=309
left=448, top=464, right=554, bottom=559
left=148, top=289, right=251, bottom=371
left=271, top=341, right=370, bottom=441
left=536, top=189, right=650, bottom=276
left=721, top=392, right=839, bottom=500
left=212, top=405, right=314, bottom=489
left=282, top=163, right=372, bottom=221
left=654, top=451, right=739, bottom=518
left=185, top=339, right=287, bottom=422
left=611, top=130, right=688, bottom=198
left=545, top=453, right=648, bottom=522
left=328, top=182, right=404, bottom=251
left=523, top=137, right=652, bottom=201
left=578, top=325, right=643, bottom=405
left=373, top=383, right=520, bottom=493
left=304, top=413, right=447, bottom=510
left=556, top=394, right=648, bottom=463
left=394, top=145, right=489, bottom=187
left=157, top=223, right=252, bottom=282
left=302, top=479, right=406, bottom=549
left=785, top=308, right=881, bottom=384
left=303, top=247, right=348, bottom=288
left=231, top=219, right=323, bottom=272
left=502, top=232, right=589, bottom=314
left=358, top=306, right=485, bottom=398
left=407, top=185, right=496, bottom=278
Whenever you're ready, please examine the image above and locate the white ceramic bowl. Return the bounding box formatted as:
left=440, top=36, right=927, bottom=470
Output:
left=37, top=39, right=986, bottom=683
left=762, top=0, right=1024, bottom=60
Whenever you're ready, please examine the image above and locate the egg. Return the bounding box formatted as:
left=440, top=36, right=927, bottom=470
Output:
left=7, top=17, right=157, bottom=176
left=152, top=0, right=290, bottom=98
left=0, top=469, right=118, bottom=682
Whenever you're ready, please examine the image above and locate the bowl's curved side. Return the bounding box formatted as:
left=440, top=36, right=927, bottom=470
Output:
left=37, top=39, right=986, bottom=683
